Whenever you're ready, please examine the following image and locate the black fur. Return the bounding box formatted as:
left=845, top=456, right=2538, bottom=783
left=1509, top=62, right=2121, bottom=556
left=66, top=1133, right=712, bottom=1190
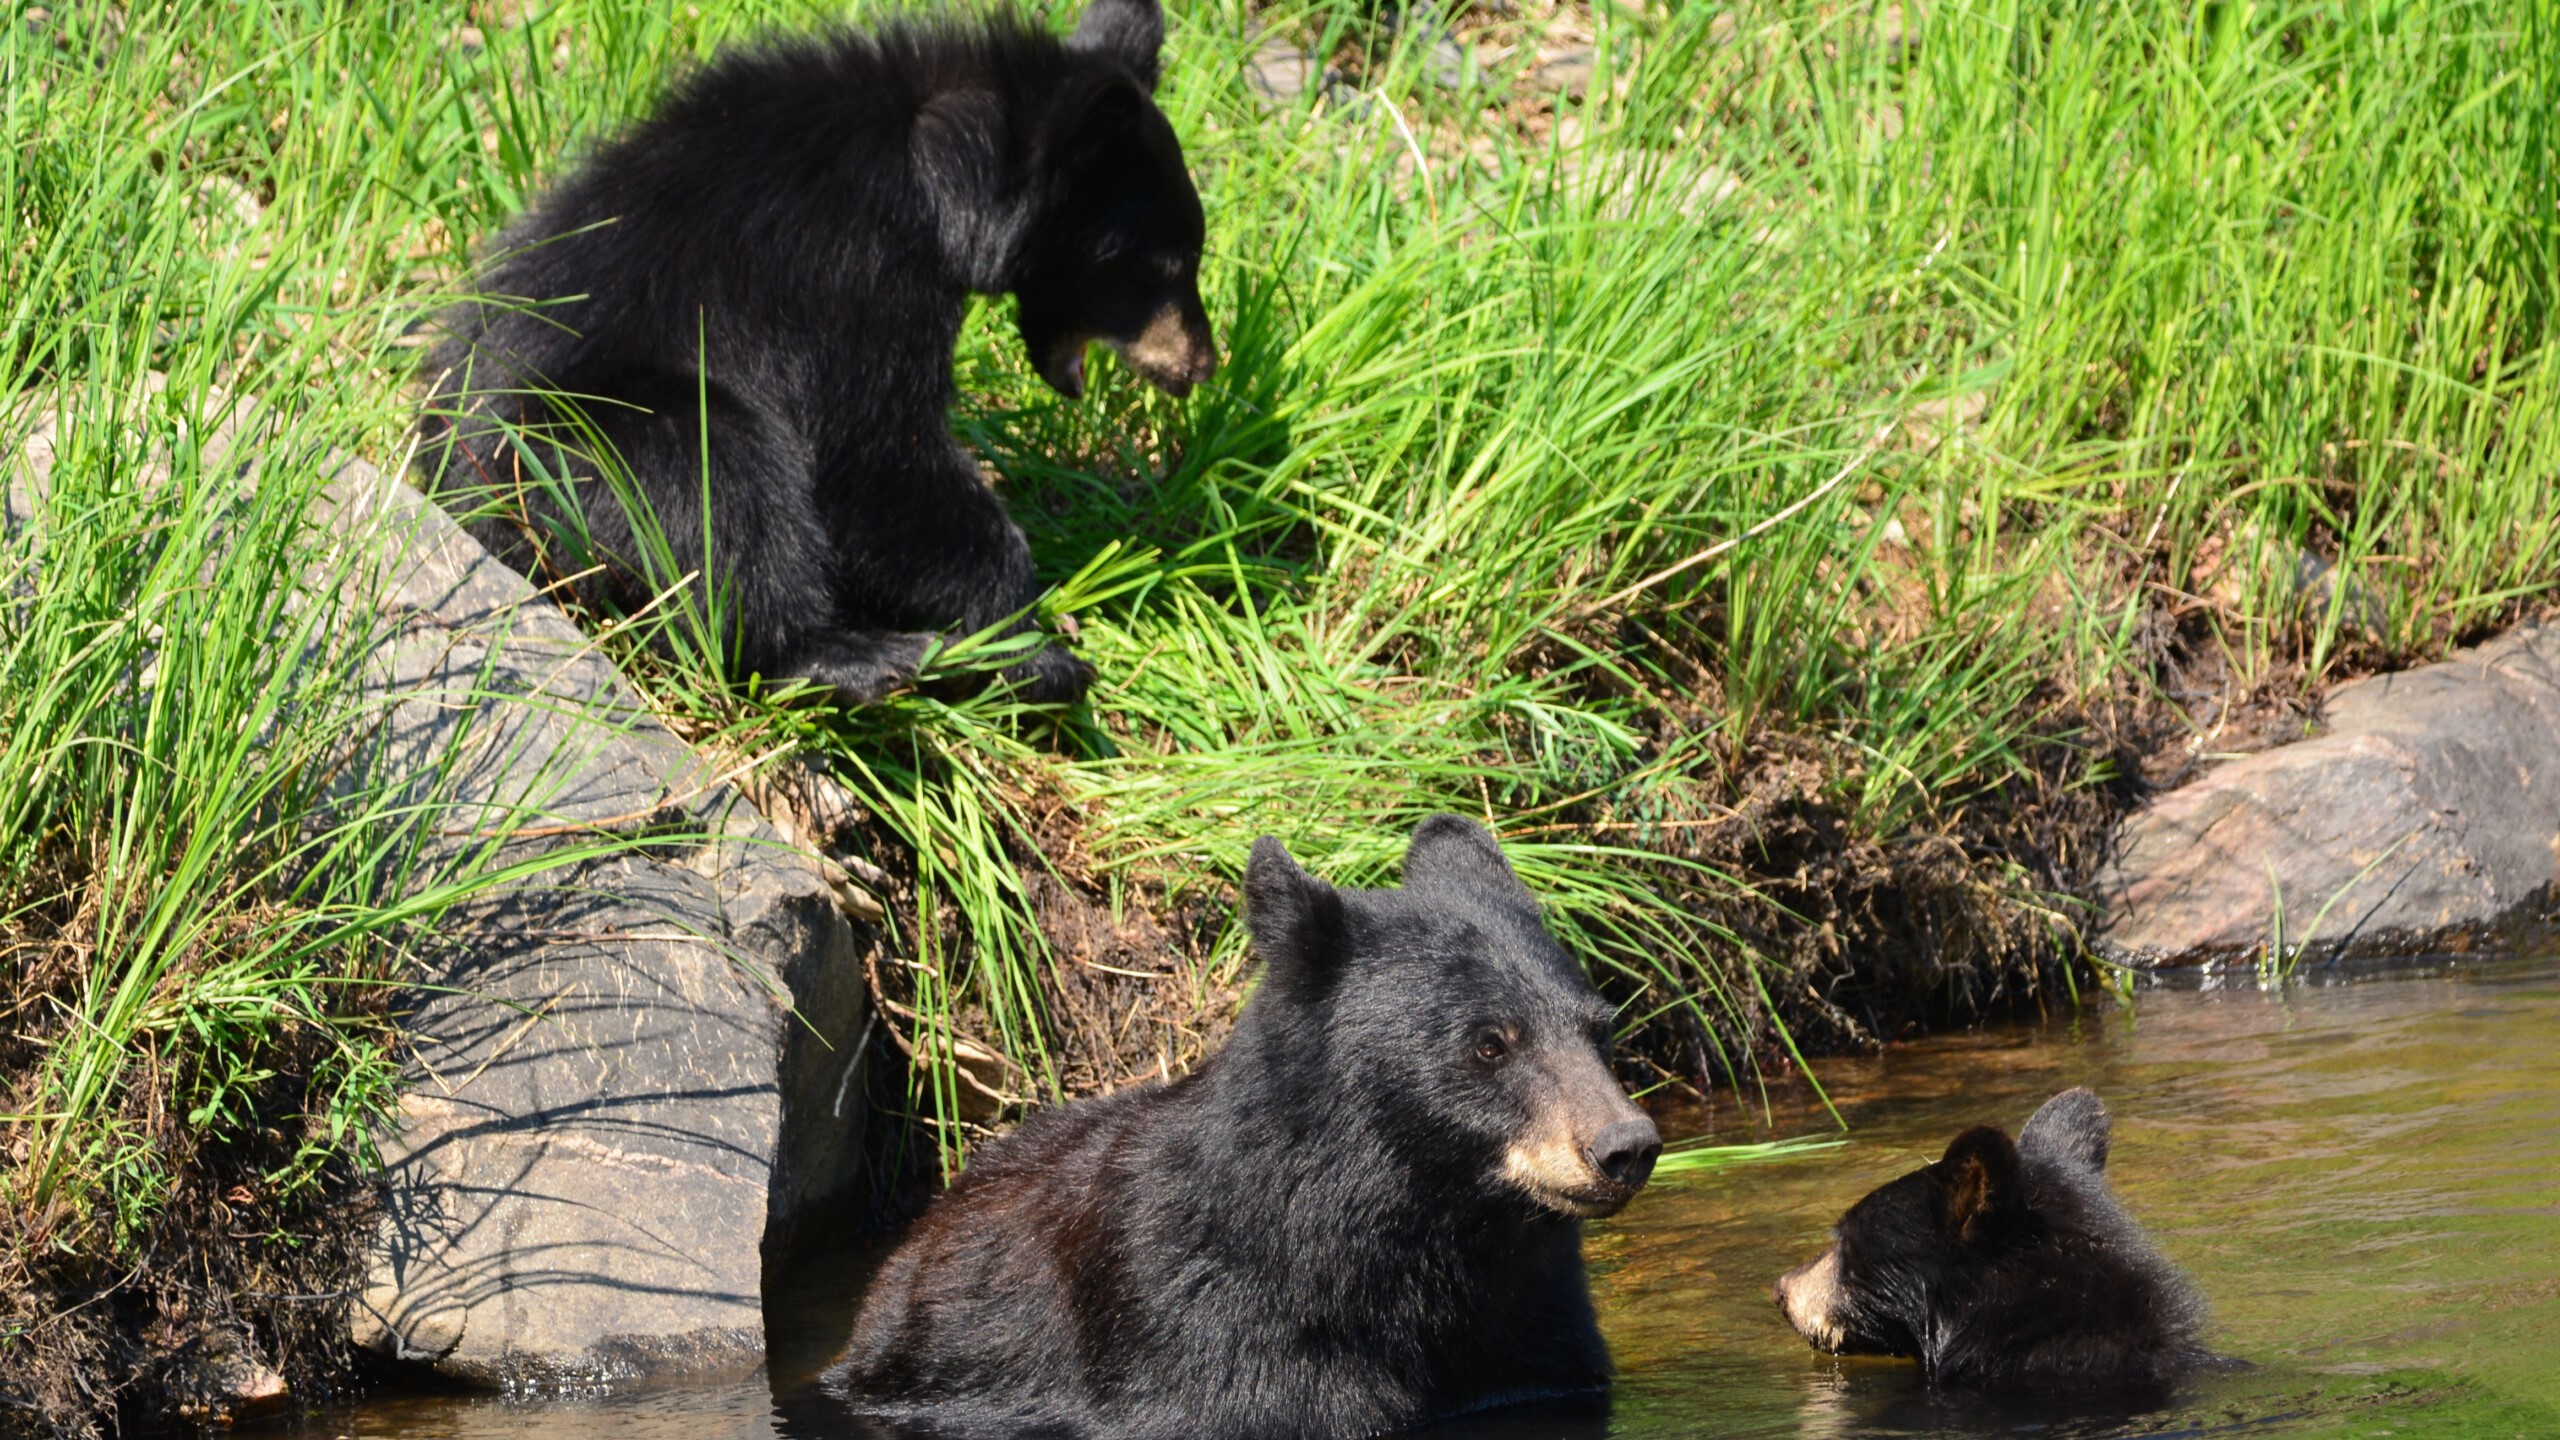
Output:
left=418, top=0, right=1214, bottom=703
left=826, top=815, right=1662, bottom=1438
left=1774, top=1087, right=2226, bottom=1390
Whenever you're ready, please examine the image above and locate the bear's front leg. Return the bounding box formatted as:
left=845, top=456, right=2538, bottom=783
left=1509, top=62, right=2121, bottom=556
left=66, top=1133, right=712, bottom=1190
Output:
left=1003, top=637, right=1095, bottom=705
left=787, top=630, right=937, bottom=704
left=833, top=451, right=1092, bottom=705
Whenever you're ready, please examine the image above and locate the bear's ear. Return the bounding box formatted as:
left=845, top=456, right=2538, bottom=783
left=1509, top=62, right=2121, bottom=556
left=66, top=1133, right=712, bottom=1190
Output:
left=2018, top=1087, right=2112, bottom=1174
left=1032, top=71, right=1153, bottom=180
left=1400, top=814, right=1536, bottom=907
left=1068, top=0, right=1164, bottom=92
left=1937, top=1125, right=2025, bottom=1243
left=912, top=89, right=1016, bottom=289
left=1246, top=836, right=1347, bottom=991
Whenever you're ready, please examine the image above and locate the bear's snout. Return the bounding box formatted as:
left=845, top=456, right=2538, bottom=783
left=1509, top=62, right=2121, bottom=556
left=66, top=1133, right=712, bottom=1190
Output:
left=1112, top=299, right=1217, bottom=397
left=1587, top=1116, right=1661, bottom=1191
left=1503, top=1058, right=1660, bottom=1218
left=1774, top=1246, right=1849, bottom=1353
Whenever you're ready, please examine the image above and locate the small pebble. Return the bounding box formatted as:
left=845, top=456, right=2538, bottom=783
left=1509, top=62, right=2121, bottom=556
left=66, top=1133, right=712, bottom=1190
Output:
left=1535, top=47, right=1597, bottom=100
left=1244, top=35, right=1319, bottom=107
left=1416, top=32, right=1469, bottom=91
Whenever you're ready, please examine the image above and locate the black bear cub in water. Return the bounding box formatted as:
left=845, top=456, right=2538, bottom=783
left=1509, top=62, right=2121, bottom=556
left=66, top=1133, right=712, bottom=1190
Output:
left=828, top=816, right=1662, bottom=1438
left=1775, top=1087, right=2220, bottom=1389
left=421, top=0, right=1213, bottom=704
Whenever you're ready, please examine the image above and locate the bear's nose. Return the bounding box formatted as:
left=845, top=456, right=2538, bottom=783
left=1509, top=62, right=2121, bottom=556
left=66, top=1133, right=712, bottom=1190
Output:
left=1588, top=1117, right=1661, bottom=1189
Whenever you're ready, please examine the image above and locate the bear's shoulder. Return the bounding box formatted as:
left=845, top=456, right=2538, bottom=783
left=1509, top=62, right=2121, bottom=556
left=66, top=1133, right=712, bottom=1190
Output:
left=949, top=1075, right=1187, bottom=1188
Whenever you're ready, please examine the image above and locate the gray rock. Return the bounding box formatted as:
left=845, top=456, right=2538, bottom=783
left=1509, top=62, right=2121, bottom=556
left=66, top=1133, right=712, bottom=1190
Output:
left=2097, top=623, right=2560, bottom=965
left=1377, top=3, right=1469, bottom=91
left=320, top=460, right=728, bottom=846
left=1415, top=31, right=1471, bottom=92
left=7, top=396, right=875, bottom=1387
left=1534, top=48, right=1596, bottom=101
left=2290, top=548, right=2389, bottom=637
left=1319, top=79, right=1375, bottom=120
left=322, top=459, right=875, bottom=1387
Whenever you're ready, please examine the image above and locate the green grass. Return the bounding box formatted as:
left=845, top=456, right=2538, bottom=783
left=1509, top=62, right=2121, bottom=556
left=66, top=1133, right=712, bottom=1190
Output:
left=4, top=0, right=2557, bottom=1412
left=1650, top=1132, right=1845, bottom=1178
left=391, top=0, right=2560, bottom=1161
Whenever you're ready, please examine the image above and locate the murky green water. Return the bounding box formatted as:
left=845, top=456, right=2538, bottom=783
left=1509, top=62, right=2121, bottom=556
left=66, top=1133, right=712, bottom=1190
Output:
left=290, top=956, right=2560, bottom=1439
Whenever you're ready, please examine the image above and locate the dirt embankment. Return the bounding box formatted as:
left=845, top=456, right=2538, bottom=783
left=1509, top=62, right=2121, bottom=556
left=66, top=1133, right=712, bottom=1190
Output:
left=1, top=1030, right=380, bottom=1434
left=827, top=576, right=2463, bottom=1188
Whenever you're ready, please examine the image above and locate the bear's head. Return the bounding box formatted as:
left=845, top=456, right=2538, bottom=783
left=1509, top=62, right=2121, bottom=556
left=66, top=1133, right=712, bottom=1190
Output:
left=1773, top=1088, right=2206, bottom=1385
left=1008, top=0, right=1216, bottom=400
left=1240, top=816, right=1661, bottom=1219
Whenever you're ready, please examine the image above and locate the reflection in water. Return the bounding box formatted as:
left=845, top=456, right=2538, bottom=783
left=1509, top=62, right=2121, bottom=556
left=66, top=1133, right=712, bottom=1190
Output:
left=766, top=1385, right=899, bottom=1440
left=284, top=957, right=2560, bottom=1439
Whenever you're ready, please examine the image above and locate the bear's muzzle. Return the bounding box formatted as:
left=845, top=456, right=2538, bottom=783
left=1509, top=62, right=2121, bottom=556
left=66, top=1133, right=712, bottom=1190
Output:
left=1501, top=1062, right=1661, bottom=1218
left=1108, top=299, right=1217, bottom=397
left=1774, top=1245, right=1850, bottom=1353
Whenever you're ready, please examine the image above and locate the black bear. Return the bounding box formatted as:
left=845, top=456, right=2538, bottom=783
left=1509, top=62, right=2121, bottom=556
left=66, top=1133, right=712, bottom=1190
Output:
left=1773, top=1087, right=2221, bottom=1389
left=419, top=0, right=1215, bottom=703
left=826, top=815, right=1663, bottom=1438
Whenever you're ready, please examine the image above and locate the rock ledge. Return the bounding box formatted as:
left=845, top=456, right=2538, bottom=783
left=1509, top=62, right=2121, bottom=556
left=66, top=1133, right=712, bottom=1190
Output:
left=2098, top=624, right=2560, bottom=966
left=8, top=389, right=874, bottom=1388
left=329, top=455, right=874, bottom=1386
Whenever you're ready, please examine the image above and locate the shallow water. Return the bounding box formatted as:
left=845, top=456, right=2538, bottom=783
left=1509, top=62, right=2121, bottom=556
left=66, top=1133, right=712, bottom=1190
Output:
left=288, top=956, right=2560, bottom=1439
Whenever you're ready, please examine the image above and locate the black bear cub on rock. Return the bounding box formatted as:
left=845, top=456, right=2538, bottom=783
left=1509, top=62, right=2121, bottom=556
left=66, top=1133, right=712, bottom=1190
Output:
left=1774, top=1088, right=2222, bottom=1390
left=420, top=0, right=1213, bottom=704
left=827, top=816, right=1663, bottom=1438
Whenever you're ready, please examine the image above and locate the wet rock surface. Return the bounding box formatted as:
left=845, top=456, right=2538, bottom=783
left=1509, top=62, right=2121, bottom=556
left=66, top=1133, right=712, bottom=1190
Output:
left=325, top=458, right=875, bottom=1387
left=2099, top=623, right=2560, bottom=965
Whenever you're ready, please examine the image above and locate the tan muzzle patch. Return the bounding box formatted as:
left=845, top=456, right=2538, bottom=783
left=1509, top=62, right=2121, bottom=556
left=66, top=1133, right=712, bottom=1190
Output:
left=1111, top=302, right=1215, bottom=396
left=1773, top=1246, right=1850, bottom=1353
left=1503, top=1124, right=1629, bottom=1218
left=1505, top=1131, right=1591, bottom=1203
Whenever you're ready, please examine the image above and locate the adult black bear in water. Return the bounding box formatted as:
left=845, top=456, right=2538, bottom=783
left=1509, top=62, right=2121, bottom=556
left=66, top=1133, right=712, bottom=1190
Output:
left=827, top=816, right=1662, bottom=1438
left=1775, top=1087, right=2226, bottom=1389
left=420, top=0, right=1214, bottom=704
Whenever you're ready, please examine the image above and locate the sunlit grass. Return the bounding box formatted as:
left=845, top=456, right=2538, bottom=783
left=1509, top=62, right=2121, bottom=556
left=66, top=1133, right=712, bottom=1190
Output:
left=833, top=0, right=2560, bottom=1141
left=1650, top=1133, right=1846, bottom=1179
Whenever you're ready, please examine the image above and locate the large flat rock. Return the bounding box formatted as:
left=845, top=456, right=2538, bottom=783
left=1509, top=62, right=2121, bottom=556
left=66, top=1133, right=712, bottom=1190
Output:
left=2098, top=624, right=2560, bottom=965
left=325, top=457, right=875, bottom=1387
left=350, top=829, right=869, bottom=1387
left=8, top=393, right=876, bottom=1388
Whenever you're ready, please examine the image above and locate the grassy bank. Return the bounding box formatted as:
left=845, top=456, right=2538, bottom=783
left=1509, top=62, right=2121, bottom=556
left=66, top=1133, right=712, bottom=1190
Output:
left=5, top=0, right=2558, bottom=1427
left=0, top=11, right=648, bottom=1427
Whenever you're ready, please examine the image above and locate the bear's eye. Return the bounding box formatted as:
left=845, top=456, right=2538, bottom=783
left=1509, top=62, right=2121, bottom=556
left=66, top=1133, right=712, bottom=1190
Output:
left=1471, top=1030, right=1510, bottom=1066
